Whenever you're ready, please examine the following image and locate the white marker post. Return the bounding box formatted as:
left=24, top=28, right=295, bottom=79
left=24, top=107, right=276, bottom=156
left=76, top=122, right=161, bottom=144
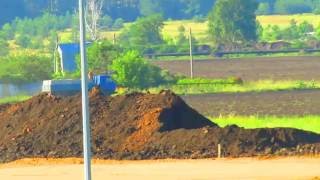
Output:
left=79, top=0, right=92, bottom=180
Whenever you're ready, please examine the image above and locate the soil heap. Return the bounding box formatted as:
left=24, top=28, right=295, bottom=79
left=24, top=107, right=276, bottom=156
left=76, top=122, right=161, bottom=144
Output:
left=0, top=90, right=320, bottom=163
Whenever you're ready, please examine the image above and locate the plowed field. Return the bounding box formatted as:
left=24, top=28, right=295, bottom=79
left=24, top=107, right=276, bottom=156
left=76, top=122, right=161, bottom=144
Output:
left=182, top=89, right=320, bottom=116
left=153, top=56, right=320, bottom=81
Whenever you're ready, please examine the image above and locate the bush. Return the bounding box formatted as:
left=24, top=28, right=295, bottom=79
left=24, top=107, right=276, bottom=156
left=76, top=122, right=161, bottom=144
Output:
left=112, top=18, right=124, bottom=29
left=0, top=54, right=52, bottom=83
left=110, top=51, right=175, bottom=88
left=316, top=24, right=320, bottom=39
left=75, top=41, right=121, bottom=75
left=16, top=35, right=32, bottom=48
left=119, top=14, right=164, bottom=53
left=0, top=39, right=9, bottom=56
left=256, top=3, right=270, bottom=15
left=100, top=15, right=113, bottom=29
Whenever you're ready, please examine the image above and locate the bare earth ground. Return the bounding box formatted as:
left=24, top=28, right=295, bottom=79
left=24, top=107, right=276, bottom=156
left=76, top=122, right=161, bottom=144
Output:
left=153, top=56, right=320, bottom=81
left=182, top=89, right=320, bottom=116
left=0, top=158, right=320, bottom=180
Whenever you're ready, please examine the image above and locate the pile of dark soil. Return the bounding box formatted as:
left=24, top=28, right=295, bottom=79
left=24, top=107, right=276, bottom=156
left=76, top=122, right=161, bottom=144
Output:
left=0, top=90, right=320, bottom=163
left=0, top=104, right=9, bottom=113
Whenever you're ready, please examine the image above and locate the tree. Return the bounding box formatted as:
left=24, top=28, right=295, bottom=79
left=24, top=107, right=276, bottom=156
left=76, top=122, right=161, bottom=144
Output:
left=316, top=24, right=320, bottom=39
left=256, top=3, right=270, bottom=15
left=16, top=35, right=32, bottom=48
left=208, top=0, right=259, bottom=48
left=261, top=24, right=282, bottom=41
left=298, top=21, right=314, bottom=35
left=110, top=51, right=171, bottom=88
left=100, top=15, right=113, bottom=29
left=119, top=14, right=164, bottom=53
left=139, top=0, right=161, bottom=16
left=112, top=18, right=124, bottom=29
left=85, top=41, right=121, bottom=73
left=85, top=0, right=104, bottom=41
left=0, top=54, right=52, bottom=83
left=1, top=23, right=14, bottom=40
left=282, top=20, right=300, bottom=40
left=181, top=0, right=216, bottom=18
left=0, top=39, right=9, bottom=56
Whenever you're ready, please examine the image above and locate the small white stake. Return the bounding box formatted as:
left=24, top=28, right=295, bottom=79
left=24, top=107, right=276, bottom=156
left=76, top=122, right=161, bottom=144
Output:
left=218, top=144, right=222, bottom=158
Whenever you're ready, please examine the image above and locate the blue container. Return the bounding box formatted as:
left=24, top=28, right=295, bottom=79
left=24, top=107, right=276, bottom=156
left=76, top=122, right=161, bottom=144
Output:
left=42, top=75, right=117, bottom=96
left=92, top=75, right=117, bottom=93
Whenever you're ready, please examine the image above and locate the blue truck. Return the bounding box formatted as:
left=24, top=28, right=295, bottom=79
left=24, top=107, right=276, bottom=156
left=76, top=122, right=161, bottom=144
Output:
left=42, top=75, right=117, bottom=96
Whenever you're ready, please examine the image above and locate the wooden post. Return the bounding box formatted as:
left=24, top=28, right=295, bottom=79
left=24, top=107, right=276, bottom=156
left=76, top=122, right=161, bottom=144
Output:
left=113, top=33, right=116, bottom=45
left=218, top=144, right=222, bottom=158
left=189, top=28, right=194, bottom=78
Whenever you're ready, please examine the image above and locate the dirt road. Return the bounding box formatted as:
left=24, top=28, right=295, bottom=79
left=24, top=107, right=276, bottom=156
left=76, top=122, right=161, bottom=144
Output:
left=153, top=56, right=320, bottom=81
left=0, top=158, right=319, bottom=180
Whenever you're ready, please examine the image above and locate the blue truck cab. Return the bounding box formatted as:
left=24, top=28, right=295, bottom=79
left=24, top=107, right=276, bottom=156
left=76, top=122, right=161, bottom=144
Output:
left=42, top=75, right=117, bottom=96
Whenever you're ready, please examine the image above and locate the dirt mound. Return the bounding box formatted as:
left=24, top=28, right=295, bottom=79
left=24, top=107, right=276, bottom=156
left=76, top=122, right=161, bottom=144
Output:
left=0, top=104, right=9, bottom=113
left=0, top=91, right=320, bottom=163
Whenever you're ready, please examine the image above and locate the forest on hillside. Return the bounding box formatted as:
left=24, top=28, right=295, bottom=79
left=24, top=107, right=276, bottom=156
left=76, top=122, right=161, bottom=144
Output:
left=1, top=0, right=320, bottom=26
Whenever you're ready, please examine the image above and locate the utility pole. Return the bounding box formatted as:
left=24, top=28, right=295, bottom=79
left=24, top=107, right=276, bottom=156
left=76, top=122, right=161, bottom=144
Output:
left=54, top=36, right=59, bottom=74
left=189, top=27, right=194, bottom=79
left=79, top=0, right=92, bottom=180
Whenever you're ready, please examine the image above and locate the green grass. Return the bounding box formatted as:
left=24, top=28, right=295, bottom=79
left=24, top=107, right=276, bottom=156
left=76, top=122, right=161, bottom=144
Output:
left=210, top=115, right=320, bottom=134
left=176, top=77, right=238, bottom=85
left=95, top=14, right=320, bottom=44
left=12, top=14, right=320, bottom=53
left=149, top=79, right=320, bottom=95
left=0, top=95, right=31, bottom=105
left=257, top=14, right=320, bottom=28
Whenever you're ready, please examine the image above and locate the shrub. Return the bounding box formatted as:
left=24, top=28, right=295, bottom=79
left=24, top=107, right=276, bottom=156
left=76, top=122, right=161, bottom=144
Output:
left=75, top=41, right=121, bottom=75
left=110, top=50, right=174, bottom=88
left=0, top=39, right=9, bottom=56
left=0, top=54, right=52, bottom=83
left=119, top=14, right=164, bottom=53
left=16, top=35, right=32, bottom=48
left=112, top=18, right=124, bottom=29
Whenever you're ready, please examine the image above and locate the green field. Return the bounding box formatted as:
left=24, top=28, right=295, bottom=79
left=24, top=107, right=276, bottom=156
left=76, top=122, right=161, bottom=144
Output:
left=211, top=115, right=320, bottom=134
left=257, top=14, right=320, bottom=28
left=149, top=79, right=320, bottom=95
left=97, top=14, right=320, bottom=43
left=0, top=95, right=30, bottom=105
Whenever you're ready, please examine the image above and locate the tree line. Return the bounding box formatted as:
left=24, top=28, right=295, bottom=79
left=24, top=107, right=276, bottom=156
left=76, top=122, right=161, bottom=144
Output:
left=1, top=0, right=320, bottom=26
left=1, top=0, right=320, bottom=85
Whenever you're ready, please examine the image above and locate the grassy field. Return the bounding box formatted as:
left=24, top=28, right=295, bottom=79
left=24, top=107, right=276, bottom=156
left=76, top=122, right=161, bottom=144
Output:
left=257, top=14, right=320, bottom=28
left=149, top=52, right=320, bottom=61
left=96, top=14, right=320, bottom=43
left=149, top=79, right=320, bottom=95
left=0, top=95, right=30, bottom=105
left=211, top=115, right=320, bottom=134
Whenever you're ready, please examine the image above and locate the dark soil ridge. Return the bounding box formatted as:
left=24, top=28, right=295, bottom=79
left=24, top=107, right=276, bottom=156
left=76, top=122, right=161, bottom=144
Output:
left=0, top=90, right=320, bottom=163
